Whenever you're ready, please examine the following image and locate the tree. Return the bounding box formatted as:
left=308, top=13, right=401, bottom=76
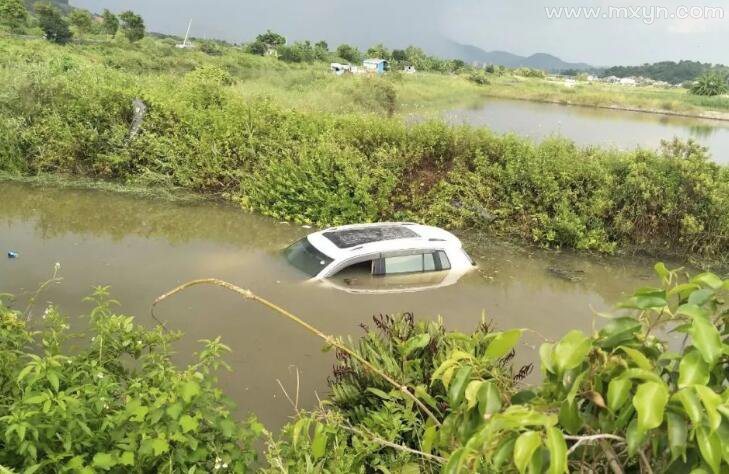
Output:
left=68, top=8, right=93, bottom=35
left=34, top=2, right=72, bottom=44
left=366, top=43, right=390, bottom=59
left=314, top=40, right=328, bottom=51
left=100, top=8, right=118, bottom=35
left=0, top=0, right=27, bottom=31
left=246, top=40, right=267, bottom=56
left=119, top=10, right=144, bottom=42
left=255, top=29, right=285, bottom=48
left=690, top=71, right=729, bottom=96
left=391, top=49, right=407, bottom=62
left=336, top=44, right=361, bottom=64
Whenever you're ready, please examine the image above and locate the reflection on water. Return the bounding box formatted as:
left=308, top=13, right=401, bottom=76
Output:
left=0, top=182, right=677, bottom=431
left=442, top=98, right=729, bottom=164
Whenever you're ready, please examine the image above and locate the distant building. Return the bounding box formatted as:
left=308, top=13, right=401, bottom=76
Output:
left=403, top=65, right=416, bottom=74
left=363, top=58, right=389, bottom=74
left=619, top=77, right=637, bottom=86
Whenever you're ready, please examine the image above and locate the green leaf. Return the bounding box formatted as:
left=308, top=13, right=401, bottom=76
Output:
left=654, top=262, right=670, bottom=284
left=626, top=419, right=646, bottom=457
left=673, top=388, right=703, bottom=425
left=539, top=343, right=555, bottom=374
left=485, top=329, right=522, bottom=360
left=696, top=427, right=721, bottom=474
left=311, top=423, right=327, bottom=461
left=607, top=378, right=632, bottom=412
left=46, top=371, right=59, bottom=392
left=402, top=334, right=430, bottom=357
left=448, top=366, right=473, bottom=407
left=688, top=289, right=714, bottom=306
left=678, top=350, right=710, bottom=388
left=421, top=425, right=437, bottom=454
left=493, top=437, right=516, bottom=469
left=666, top=412, right=687, bottom=462
left=677, top=303, right=708, bottom=320
left=180, top=380, right=201, bottom=403
left=444, top=447, right=465, bottom=474
left=558, top=400, right=582, bottom=435
left=597, top=318, right=641, bottom=349
left=513, top=431, right=541, bottom=474
left=553, top=330, right=592, bottom=374
left=166, top=402, right=183, bottom=420
left=179, top=415, right=198, bottom=433
left=366, top=387, right=392, bottom=400
left=119, top=451, right=134, bottom=466
left=127, top=402, right=148, bottom=422
left=618, top=368, right=662, bottom=384
left=464, top=380, right=484, bottom=410
left=92, top=453, right=116, bottom=470
left=694, top=385, right=721, bottom=432
left=546, top=427, right=567, bottom=474
left=477, top=381, right=502, bottom=417
left=618, top=346, right=652, bottom=370
left=620, top=287, right=666, bottom=309
left=691, top=272, right=724, bottom=290
left=632, top=381, right=668, bottom=433
left=689, top=316, right=723, bottom=367
left=150, top=438, right=169, bottom=456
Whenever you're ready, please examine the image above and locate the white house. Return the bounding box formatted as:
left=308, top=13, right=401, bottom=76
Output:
left=619, top=77, right=637, bottom=86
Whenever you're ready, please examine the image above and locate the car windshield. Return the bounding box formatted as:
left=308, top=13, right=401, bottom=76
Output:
left=284, top=237, right=333, bottom=277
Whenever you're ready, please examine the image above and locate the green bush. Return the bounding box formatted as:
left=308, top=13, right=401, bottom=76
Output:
left=0, top=287, right=262, bottom=472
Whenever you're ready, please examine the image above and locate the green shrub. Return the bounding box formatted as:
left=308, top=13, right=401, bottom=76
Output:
left=0, top=287, right=262, bottom=473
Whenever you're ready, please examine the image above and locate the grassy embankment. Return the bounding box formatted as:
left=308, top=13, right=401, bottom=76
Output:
left=1, top=36, right=728, bottom=264
left=482, top=75, right=729, bottom=119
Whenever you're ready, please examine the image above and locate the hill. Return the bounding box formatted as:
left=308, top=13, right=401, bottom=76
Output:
left=431, top=39, right=592, bottom=72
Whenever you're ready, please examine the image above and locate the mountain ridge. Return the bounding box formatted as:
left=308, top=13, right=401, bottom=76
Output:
left=429, top=39, right=593, bottom=72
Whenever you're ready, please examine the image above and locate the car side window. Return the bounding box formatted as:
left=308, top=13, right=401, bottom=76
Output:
left=436, top=251, right=451, bottom=270
left=373, top=251, right=447, bottom=275
left=384, top=254, right=424, bottom=274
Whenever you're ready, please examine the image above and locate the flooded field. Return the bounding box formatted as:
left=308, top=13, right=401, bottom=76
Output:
left=442, top=97, right=729, bottom=164
left=0, top=181, right=670, bottom=431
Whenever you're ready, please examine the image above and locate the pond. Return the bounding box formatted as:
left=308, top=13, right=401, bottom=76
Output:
left=0, top=182, right=672, bottom=432
left=441, top=97, right=729, bottom=164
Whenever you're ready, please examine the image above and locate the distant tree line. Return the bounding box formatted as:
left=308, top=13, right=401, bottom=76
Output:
left=245, top=31, right=468, bottom=73
left=601, top=60, right=729, bottom=85
left=0, top=0, right=144, bottom=44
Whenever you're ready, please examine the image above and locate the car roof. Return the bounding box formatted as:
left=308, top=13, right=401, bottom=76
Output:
left=306, top=222, right=462, bottom=260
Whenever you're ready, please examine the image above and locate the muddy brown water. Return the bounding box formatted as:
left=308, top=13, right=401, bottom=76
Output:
left=0, top=182, right=670, bottom=432
left=439, top=97, right=729, bottom=165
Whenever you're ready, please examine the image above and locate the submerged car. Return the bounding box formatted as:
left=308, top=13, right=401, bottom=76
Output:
left=284, top=222, right=475, bottom=293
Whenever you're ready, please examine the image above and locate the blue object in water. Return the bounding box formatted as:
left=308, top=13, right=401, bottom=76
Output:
left=7, top=251, right=18, bottom=258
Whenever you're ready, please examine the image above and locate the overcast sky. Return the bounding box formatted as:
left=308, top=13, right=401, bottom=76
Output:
left=71, top=0, right=728, bottom=66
